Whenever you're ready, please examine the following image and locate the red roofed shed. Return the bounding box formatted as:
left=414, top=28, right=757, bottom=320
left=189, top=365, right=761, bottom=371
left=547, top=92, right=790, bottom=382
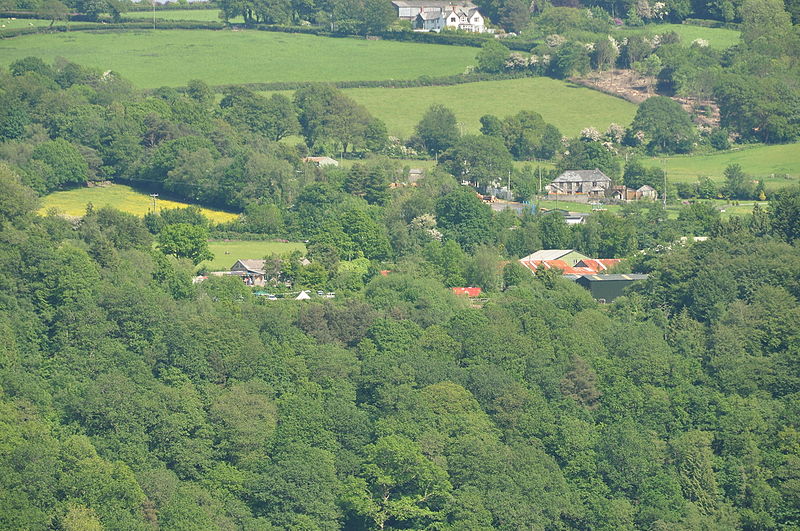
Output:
left=452, top=287, right=483, bottom=297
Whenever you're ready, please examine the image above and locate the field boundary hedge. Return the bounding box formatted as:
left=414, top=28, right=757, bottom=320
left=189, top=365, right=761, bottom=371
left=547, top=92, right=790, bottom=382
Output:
left=0, top=15, right=539, bottom=50
left=203, top=71, right=535, bottom=93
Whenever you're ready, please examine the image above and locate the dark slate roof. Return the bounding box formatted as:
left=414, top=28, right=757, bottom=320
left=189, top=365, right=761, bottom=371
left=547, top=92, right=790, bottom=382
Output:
left=553, top=169, right=611, bottom=183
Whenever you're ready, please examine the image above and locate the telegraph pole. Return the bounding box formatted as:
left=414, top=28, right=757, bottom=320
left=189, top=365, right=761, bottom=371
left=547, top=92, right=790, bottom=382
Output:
left=150, top=193, right=159, bottom=213
left=661, top=158, right=667, bottom=209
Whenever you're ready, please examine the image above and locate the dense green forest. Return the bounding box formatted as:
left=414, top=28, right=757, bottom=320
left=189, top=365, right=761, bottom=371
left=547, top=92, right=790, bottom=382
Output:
left=2, top=153, right=800, bottom=529
left=1, top=11, right=799, bottom=523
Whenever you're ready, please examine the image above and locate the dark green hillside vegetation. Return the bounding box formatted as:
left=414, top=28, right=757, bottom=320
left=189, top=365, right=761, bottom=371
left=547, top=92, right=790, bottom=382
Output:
left=2, top=52, right=800, bottom=529
left=3, top=148, right=800, bottom=528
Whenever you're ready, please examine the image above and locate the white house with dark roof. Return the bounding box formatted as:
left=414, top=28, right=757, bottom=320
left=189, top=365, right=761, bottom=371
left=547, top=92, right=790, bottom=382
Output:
left=392, top=0, right=486, bottom=32
left=546, top=169, right=612, bottom=198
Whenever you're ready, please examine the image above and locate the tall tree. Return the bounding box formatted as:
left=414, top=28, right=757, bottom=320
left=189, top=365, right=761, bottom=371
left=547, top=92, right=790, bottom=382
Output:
left=415, top=104, right=459, bottom=157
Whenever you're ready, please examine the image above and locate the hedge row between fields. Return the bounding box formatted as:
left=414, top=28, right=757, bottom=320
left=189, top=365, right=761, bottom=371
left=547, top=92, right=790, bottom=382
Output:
left=0, top=17, right=539, bottom=51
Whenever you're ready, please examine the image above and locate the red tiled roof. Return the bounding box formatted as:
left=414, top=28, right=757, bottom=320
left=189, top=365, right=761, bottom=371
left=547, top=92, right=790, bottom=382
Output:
left=452, top=287, right=482, bottom=297
left=520, top=257, right=622, bottom=275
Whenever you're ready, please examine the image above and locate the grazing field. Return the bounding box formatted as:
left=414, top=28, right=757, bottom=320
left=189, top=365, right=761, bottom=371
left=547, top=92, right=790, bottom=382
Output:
left=40, top=184, right=240, bottom=223
left=123, top=9, right=238, bottom=22
left=0, top=17, right=64, bottom=29
left=329, top=78, right=638, bottom=138
left=642, top=143, right=800, bottom=188
left=616, top=23, right=740, bottom=49
left=202, top=240, right=307, bottom=271
left=0, top=29, right=476, bottom=87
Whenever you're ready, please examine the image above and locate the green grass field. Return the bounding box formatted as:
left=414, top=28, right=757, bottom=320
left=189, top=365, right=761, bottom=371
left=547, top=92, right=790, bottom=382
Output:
left=0, top=17, right=66, bottom=30
left=202, top=240, right=307, bottom=271
left=0, top=29, right=476, bottom=87
left=123, top=9, right=239, bottom=22
left=615, top=23, right=740, bottom=49
left=642, top=143, right=800, bottom=188
left=40, top=184, right=240, bottom=223
left=270, top=77, right=636, bottom=138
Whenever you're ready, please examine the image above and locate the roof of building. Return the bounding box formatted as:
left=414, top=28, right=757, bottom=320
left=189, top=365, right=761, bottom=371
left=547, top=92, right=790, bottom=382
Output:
left=553, top=169, right=611, bottom=183
left=520, top=249, right=579, bottom=261
left=578, top=273, right=649, bottom=281
left=518, top=259, right=597, bottom=275
left=303, top=156, right=339, bottom=166
left=452, top=287, right=483, bottom=297
left=575, top=258, right=622, bottom=272
left=232, top=259, right=266, bottom=274
left=393, top=0, right=476, bottom=7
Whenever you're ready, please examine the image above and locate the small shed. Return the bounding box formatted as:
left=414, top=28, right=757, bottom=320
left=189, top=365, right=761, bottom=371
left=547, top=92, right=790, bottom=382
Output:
left=452, top=287, right=482, bottom=297
left=574, top=273, right=648, bottom=302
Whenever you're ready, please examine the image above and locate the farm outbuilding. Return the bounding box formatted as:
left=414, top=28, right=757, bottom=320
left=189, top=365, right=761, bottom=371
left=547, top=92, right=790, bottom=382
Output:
left=574, top=273, right=649, bottom=302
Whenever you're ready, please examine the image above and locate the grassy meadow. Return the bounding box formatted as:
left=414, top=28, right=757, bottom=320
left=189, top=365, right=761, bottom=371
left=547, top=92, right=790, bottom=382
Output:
left=40, top=184, right=240, bottom=223
left=0, top=17, right=68, bottom=29
left=342, top=78, right=638, bottom=138
left=642, top=143, right=800, bottom=187
left=616, top=23, right=740, bottom=49
left=202, top=240, right=307, bottom=271
left=261, top=77, right=637, bottom=138
left=0, top=29, right=476, bottom=87
left=122, top=9, right=238, bottom=22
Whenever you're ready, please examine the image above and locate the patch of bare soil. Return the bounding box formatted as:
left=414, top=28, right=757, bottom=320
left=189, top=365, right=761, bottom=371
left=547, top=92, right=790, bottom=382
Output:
left=573, top=69, right=720, bottom=130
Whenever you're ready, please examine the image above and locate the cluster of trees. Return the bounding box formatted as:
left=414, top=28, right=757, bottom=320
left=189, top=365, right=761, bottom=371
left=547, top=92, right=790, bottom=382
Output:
left=0, top=58, right=388, bottom=211
left=2, top=153, right=800, bottom=529
left=215, top=0, right=395, bottom=32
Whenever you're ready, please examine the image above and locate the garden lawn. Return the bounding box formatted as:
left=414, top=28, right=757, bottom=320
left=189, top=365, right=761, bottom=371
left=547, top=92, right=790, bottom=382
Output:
left=0, top=29, right=476, bottom=88
left=642, top=143, right=800, bottom=189
left=334, top=77, right=638, bottom=138
left=202, top=240, right=306, bottom=271
left=615, top=23, right=740, bottom=49
left=40, top=184, right=239, bottom=223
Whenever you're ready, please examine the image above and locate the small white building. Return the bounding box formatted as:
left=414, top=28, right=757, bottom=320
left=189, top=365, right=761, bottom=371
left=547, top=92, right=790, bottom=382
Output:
left=392, top=0, right=486, bottom=32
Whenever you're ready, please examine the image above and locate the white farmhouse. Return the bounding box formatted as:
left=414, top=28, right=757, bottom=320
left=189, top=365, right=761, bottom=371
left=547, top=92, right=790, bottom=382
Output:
left=392, top=0, right=486, bottom=32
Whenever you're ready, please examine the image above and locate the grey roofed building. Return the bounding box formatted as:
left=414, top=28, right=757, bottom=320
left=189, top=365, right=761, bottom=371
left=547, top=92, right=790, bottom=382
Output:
left=546, top=169, right=612, bottom=196
left=392, top=0, right=477, bottom=19
left=232, top=259, right=266, bottom=275
left=520, top=249, right=588, bottom=262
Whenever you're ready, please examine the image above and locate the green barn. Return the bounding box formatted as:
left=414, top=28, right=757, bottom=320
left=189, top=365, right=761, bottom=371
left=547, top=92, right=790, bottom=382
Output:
left=575, top=273, right=649, bottom=302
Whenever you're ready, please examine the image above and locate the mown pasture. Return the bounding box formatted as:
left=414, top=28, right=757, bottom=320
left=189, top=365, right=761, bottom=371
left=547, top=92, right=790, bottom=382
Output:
left=642, top=143, right=800, bottom=187
left=202, top=240, right=307, bottom=271
left=122, top=9, right=238, bottom=22
left=0, top=29, right=477, bottom=87
left=40, top=184, right=240, bottom=223
left=341, top=77, right=639, bottom=138
left=616, top=23, right=740, bottom=49
left=261, top=77, right=638, bottom=138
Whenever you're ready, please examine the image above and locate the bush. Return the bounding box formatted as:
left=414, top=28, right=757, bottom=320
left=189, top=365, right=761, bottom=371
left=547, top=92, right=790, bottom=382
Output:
left=708, top=128, right=730, bottom=150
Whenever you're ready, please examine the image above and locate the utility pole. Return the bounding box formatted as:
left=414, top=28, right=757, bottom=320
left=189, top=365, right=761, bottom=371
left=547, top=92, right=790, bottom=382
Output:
left=507, top=170, right=511, bottom=200
left=150, top=193, right=159, bottom=213
left=538, top=165, right=542, bottom=211
left=661, top=158, right=667, bottom=210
